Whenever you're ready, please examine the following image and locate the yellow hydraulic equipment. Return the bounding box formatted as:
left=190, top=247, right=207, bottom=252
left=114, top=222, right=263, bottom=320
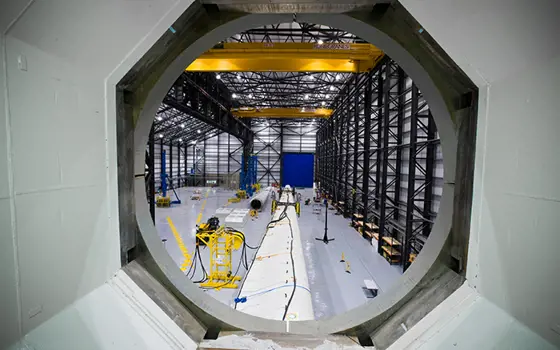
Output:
left=236, top=190, right=248, bottom=199
left=196, top=227, right=244, bottom=290
left=252, top=183, right=262, bottom=192
left=271, top=199, right=277, bottom=214
left=228, top=197, right=241, bottom=204
left=156, top=196, right=171, bottom=207
left=295, top=202, right=301, bottom=217
left=186, top=42, right=384, bottom=73
left=250, top=209, right=258, bottom=217
left=231, top=107, right=333, bottom=119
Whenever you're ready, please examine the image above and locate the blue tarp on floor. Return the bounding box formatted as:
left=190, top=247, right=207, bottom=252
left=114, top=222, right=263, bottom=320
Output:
left=282, top=153, right=314, bottom=188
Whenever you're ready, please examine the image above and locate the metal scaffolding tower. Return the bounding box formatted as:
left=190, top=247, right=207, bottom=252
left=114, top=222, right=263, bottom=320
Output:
left=316, top=57, right=441, bottom=272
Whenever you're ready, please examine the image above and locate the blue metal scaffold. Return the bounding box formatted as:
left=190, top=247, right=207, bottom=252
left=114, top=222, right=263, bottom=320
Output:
left=240, top=155, right=258, bottom=197
left=156, top=150, right=181, bottom=207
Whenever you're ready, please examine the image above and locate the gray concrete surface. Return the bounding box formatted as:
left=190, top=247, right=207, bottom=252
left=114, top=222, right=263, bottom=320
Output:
left=156, top=187, right=402, bottom=319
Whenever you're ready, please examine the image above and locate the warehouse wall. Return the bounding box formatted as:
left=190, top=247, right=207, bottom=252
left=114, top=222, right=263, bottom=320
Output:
left=318, top=68, right=443, bottom=254
left=253, top=122, right=317, bottom=186
left=151, top=133, right=244, bottom=189
left=161, top=123, right=318, bottom=188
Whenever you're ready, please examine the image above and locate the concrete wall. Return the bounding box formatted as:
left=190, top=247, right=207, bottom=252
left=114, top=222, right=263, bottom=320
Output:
left=388, top=283, right=555, bottom=349
left=400, top=0, right=560, bottom=345
left=9, top=270, right=197, bottom=350
left=0, top=0, right=195, bottom=347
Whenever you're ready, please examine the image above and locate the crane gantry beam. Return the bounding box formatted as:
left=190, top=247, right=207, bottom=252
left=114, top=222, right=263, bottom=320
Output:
left=231, top=107, right=333, bottom=118
left=186, top=43, right=384, bottom=73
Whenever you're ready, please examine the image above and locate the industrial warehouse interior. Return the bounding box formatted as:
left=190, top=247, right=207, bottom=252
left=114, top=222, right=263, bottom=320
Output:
left=149, top=24, right=441, bottom=320
left=1, top=1, right=559, bottom=350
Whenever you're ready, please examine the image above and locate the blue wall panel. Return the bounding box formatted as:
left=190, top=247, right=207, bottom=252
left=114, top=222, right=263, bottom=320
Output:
left=282, top=153, right=314, bottom=188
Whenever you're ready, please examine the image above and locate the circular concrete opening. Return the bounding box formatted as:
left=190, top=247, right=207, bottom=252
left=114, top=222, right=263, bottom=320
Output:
left=133, top=10, right=458, bottom=336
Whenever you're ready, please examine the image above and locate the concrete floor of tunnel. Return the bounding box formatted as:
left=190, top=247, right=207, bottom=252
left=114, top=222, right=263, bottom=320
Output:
left=155, top=187, right=402, bottom=320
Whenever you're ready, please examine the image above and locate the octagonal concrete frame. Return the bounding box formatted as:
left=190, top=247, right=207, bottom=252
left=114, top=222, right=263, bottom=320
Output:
left=133, top=12, right=457, bottom=335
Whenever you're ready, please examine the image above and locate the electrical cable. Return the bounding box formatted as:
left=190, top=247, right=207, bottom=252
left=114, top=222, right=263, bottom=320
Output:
left=281, top=212, right=297, bottom=321
left=192, top=245, right=208, bottom=283
left=234, top=193, right=301, bottom=316
left=234, top=202, right=290, bottom=309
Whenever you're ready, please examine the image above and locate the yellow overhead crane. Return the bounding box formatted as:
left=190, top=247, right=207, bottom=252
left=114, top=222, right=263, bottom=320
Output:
left=231, top=107, right=333, bottom=119
left=185, top=42, right=384, bottom=73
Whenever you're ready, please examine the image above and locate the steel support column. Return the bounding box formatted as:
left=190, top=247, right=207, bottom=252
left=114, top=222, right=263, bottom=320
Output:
left=404, top=84, right=419, bottom=271
left=170, top=141, right=173, bottom=188
left=351, top=75, right=360, bottom=218
left=423, top=112, right=436, bottom=236
left=343, top=78, right=353, bottom=217
left=393, top=68, right=406, bottom=224
left=377, top=62, right=392, bottom=251
left=203, top=137, right=207, bottom=186
left=149, top=125, right=155, bottom=223
left=361, top=73, right=373, bottom=238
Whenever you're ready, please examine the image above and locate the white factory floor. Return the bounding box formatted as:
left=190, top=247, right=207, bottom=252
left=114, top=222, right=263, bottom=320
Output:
left=155, top=187, right=402, bottom=320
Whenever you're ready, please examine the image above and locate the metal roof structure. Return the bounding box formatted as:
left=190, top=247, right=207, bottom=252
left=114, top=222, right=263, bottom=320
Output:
left=154, top=22, right=365, bottom=145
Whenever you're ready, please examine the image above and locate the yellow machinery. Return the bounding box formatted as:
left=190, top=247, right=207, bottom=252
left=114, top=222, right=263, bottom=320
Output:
left=156, top=196, right=171, bottom=207
left=236, top=190, right=248, bottom=199
left=196, top=226, right=244, bottom=290
left=232, top=107, right=333, bottom=119
left=186, top=42, right=384, bottom=73
left=228, top=197, right=241, bottom=204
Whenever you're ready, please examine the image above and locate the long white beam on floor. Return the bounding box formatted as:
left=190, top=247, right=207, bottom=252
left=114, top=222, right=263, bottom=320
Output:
left=249, top=187, right=272, bottom=211
left=236, top=190, right=314, bottom=321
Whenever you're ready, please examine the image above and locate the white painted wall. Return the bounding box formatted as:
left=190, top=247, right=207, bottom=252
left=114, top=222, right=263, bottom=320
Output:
left=0, top=0, right=195, bottom=347
left=401, top=0, right=560, bottom=346
left=388, top=283, right=555, bottom=350
left=9, top=270, right=197, bottom=350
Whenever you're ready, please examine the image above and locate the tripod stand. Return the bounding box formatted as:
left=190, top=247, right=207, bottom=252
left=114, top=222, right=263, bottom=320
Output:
left=316, top=200, right=334, bottom=244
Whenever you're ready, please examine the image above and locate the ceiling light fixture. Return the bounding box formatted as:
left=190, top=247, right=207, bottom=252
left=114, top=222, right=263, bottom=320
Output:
left=237, top=74, right=242, bottom=80
left=305, top=94, right=309, bottom=100
left=248, top=94, right=253, bottom=99
left=329, top=86, right=335, bottom=91
left=335, top=74, right=341, bottom=81
left=156, top=116, right=162, bottom=121
left=159, top=134, right=163, bottom=138
left=197, top=129, right=201, bottom=134
left=322, top=101, right=326, bottom=106
left=317, top=39, right=324, bottom=45
left=232, top=93, right=237, bottom=99
left=181, top=123, right=185, bottom=128
left=179, top=138, right=183, bottom=142
left=216, top=74, right=221, bottom=80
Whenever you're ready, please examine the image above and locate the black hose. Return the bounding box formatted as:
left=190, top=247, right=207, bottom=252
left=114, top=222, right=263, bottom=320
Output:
left=282, top=213, right=297, bottom=321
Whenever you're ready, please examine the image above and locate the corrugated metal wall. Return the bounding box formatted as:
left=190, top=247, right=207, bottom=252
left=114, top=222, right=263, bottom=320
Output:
left=152, top=133, right=244, bottom=188
left=252, top=122, right=317, bottom=186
